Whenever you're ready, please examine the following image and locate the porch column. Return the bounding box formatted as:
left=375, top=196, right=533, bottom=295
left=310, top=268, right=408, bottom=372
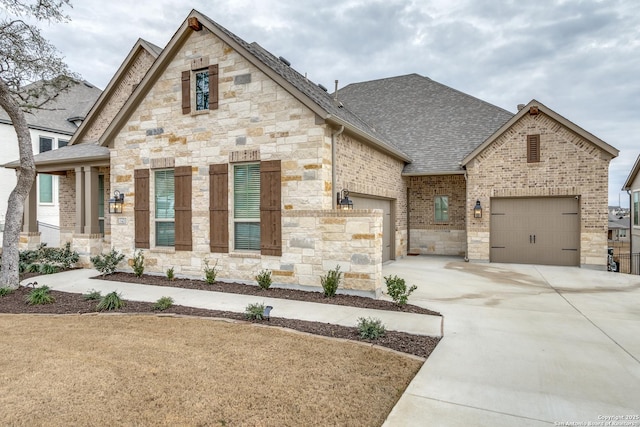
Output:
left=75, top=167, right=85, bottom=233
left=83, top=166, right=100, bottom=234
left=22, top=176, right=37, bottom=232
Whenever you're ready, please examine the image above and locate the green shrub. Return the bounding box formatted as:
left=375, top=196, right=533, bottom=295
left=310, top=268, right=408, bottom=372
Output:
left=82, top=289, right=102, bottom=301
left=321, top=265, right=342, bottom=297
left=203, top=259, right=219, bottom=284
left=132, top=250, right=145, bottom=277
left=17, top=243, right=79, bottom=273
left=255, top=269, right=272, bottom=290
left=245, top=302, right=269, bottom=321
left=385, top=275, right=417, bottom=306
left=166, top=267, right=175, bottom=281
left=25, top=263, right=40, bottom=273
left=26, top=286, right=55, bottom=305
left=357, top=317, right=386, bottom=340
left=96, top=291, right=125, bottom=311
left=153, top=296, right=174, bottom=311
left=0, top=287, right=14, bottom=297
left=91, top=249, right=125, bottom=276
left=38, top=263, right=59, bottom=275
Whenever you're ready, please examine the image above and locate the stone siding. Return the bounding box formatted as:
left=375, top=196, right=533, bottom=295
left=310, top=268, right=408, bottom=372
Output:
left=107, top=27, right=383, bottom=293
left=335, top=132, right=408, bottom=257
left=466, top=112, right=612, bottom=267
left=408, top=175, right=466, bottom=255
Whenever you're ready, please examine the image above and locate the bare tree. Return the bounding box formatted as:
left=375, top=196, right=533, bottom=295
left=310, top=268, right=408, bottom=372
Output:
left=0, top=0, right=75, bottom=288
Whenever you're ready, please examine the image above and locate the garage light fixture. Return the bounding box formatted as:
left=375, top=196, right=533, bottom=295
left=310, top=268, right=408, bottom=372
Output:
left=109, top=190, right=125, bottom=214
left=473, top=200, right=482, bottom=218
left=337, top=189, right=354, bottom=210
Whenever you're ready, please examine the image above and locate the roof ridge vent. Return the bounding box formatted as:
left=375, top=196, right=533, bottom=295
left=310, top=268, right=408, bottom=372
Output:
left=278, top=56, right=291, bottom=66
left=318, top=83, right=328, bottom=92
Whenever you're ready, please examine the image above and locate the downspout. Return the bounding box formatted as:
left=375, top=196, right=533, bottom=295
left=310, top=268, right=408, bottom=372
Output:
left=628, top=190, right=633, bottom=273
left=331, top=125, right=344, bottom=208
left=463, top=169, right=469, bottom=262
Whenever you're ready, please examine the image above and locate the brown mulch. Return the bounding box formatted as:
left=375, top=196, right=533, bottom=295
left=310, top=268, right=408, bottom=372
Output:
left=99, top=272, right=441, bottom=316
left=0, top=285, right=441, bottom=359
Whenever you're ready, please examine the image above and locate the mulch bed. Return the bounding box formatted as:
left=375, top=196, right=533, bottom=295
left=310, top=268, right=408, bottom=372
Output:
left=0, top=284, right=441, bottom=359
left=97, top=272, right=441, bottom=316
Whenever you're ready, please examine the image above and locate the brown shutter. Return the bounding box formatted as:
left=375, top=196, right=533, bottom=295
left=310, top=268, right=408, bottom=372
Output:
left=174, top=166, right=192, bottom=251
left=527, top=134, right=540, bottom=163
left=209, top=164, right=229, bottom=253
left=134, top=169, right=150, bottom=249
left=260, top=160, right=282, bottom=256
left=181, top=70, right=191, bottom=114
left=209, top=64, right=219, bottom=110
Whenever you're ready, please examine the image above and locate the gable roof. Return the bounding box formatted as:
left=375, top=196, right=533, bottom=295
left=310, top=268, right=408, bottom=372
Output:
left=0, top=80, right=101, bottom=136
left=98, top=9, right=411, bottom=162
left=69, top=38, right=162, bottom=146
left=463, top=99, right=619, bottom=166
left=622, top=154, right=640, bottom=190
left=336, top=74, right=514, bottom=175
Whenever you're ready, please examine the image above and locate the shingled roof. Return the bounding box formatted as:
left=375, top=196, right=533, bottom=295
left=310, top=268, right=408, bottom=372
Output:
left=336, top=74, right=514, bottom=175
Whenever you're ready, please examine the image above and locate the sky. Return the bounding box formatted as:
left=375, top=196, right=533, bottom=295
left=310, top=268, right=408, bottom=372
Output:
left=34, top=0, right=640, bottom=207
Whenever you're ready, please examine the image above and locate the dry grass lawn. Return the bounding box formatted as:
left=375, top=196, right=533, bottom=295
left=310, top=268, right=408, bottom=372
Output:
left=0, top=314, right=422, bottom=426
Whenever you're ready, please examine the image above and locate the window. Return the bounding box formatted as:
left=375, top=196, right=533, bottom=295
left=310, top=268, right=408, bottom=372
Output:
left=435, top=196, right=449, bottom=222
left=39, top=137, right=53, bottom=153
left=234, top=164, right=260, bottom=250
left=634, top=191, right=639, bottom=226
left=98, top=174, right=105, bottom=235
left=155, top=170, right=175, bottom=247
left=38, top=137, right=54, bottom=203
left=58, top=139, right=69, bottom=148
left=527, top=134, right=540, bottom=163
left=195, top=70, right=209, bottom=111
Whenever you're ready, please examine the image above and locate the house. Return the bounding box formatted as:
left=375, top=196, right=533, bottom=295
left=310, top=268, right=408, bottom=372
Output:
left=7, top=10, right=618, bottom=295
left=0, top=79, right=101, bottom=246
left=622, top=154, right=640, bottom=257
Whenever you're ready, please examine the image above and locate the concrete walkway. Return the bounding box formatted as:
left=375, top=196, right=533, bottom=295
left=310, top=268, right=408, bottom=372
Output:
left=22, top=268, right=442, bottom=337
left=381, top=257, right=640, bottom=426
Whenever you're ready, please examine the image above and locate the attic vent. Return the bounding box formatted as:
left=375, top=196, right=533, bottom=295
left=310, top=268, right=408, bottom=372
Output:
left=318, top=84, right=328, bottom=92
left=278, top=56, right=291, bottom=66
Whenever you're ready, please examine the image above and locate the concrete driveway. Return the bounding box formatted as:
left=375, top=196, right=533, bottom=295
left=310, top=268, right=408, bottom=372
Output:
left=382, top=257, right=640, bottom=426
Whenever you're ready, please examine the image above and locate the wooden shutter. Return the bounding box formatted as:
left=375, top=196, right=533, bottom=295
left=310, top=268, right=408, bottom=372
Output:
left=134, top=169, right=150, bottom=249
left=174, top=166, right=192, bottom=251
left=181, top=71, right=191, bottom=114
left=260, top=160, right=282, bottom=256
left=210, top=164, right=229, bottom=253
left=209, top=64, right=219, bottom=110
left=527, top=134, right=540, bottom=163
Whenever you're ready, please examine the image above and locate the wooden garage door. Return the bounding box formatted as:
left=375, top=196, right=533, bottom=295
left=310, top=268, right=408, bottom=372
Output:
left=490, top=197, right=579, bottom=266
left=350, top=196, right=393, bottom=262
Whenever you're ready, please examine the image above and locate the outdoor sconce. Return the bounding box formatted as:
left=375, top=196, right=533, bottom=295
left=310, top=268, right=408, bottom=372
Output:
left=337, top=189, right=354, bottom=210
left=473, top=200, right=482, bottom=218
left=109, top=190, right=125, bottom=214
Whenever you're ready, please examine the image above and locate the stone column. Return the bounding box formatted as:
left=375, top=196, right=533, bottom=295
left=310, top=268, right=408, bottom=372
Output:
left=83, top=167, right=100, bottom=234
left=75, top=167, right=85, bottom=233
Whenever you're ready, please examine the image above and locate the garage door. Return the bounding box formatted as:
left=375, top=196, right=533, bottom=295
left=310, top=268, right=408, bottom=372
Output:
left=490, top=197, right=579, bottom=266
left=350, top=196, right=393, bottom=262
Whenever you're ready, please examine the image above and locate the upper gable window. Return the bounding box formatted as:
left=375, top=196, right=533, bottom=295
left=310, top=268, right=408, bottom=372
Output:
left=181, top=64, right=218, bottom=114
left=527, top=134, right=540, bottom=163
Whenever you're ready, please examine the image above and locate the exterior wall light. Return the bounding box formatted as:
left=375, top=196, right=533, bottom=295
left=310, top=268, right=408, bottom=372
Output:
left=109, top=190, right=125, bottom=214
left=337, top=189, right=354, bottom=210
left=474, top=200, right=482, bottom=218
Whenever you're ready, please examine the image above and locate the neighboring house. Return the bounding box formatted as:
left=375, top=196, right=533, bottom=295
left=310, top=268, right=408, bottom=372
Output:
left=0, top=79, right=101, bottom=246
left=608, top=216, right=630, bottom=243
left=622, top=154, right=640, bottom=255
left=8, top=10, right=618, bottom=294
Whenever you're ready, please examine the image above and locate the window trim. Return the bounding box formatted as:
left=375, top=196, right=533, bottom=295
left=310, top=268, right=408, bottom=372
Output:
left=434, top=195, right=449, bottom=223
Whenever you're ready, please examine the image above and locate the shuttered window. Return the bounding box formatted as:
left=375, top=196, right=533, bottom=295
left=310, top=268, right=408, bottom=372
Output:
left=435, top=195, right=449, bottom=222
left=527, top=134, right=540, bottom=163
left=134, top=169, right=150, bottom=249
left=181, top=64, right=219, bottom=114
left=155, top=170, right=175, bottom=247
left=234, top=164, right=260, bottom=250
left=210, top=164, right=229, bottom=253
left=174, top=166, right=192, bottom=251
left=260, top=160, right=282, bottom=256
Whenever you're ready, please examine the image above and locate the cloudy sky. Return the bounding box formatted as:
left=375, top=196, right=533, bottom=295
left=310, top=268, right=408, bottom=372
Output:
left=37, top=0, right=640, bottom=207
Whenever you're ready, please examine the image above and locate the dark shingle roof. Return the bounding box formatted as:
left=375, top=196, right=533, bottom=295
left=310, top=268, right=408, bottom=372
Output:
left=336, top=74, right=514, bottom=174
left=3, top=141, right=109, bottom=169
left=0, top=80, right=102, bottom=135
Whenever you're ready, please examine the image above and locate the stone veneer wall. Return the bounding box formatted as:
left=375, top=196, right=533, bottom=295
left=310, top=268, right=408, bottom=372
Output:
left=466, top=112, right=612, bottom=267
left=408, top=175, right=466, bottom=256
left=334, top=132, right=408, bottom=258
left=108, top=27, right=384, bottom=293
